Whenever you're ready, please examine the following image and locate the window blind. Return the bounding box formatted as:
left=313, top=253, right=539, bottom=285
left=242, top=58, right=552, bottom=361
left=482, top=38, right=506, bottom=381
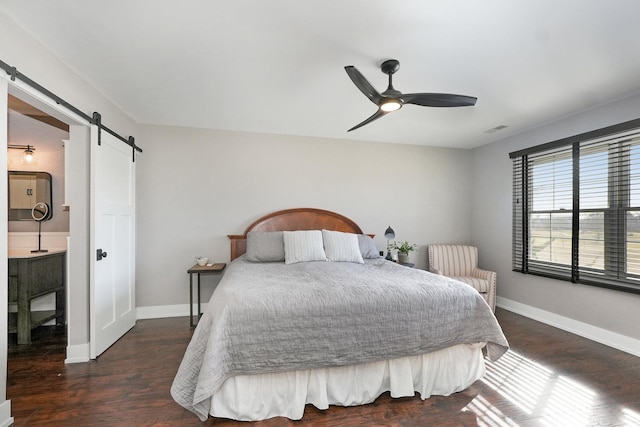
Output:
left=511, top=119, right=640, bottom=295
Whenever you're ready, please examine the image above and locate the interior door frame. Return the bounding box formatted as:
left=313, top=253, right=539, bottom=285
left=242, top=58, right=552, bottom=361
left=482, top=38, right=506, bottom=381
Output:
left=1, top=76, right=11, bottom=424
left=3, top=77, right=92, bottom=362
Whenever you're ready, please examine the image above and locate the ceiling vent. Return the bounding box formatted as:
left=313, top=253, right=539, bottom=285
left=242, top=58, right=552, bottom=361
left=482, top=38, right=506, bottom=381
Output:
left=485, top=125, right=509, bottom=134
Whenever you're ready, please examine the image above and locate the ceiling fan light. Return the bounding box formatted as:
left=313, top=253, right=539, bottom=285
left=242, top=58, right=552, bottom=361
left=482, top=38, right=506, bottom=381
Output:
left=380, top=99, right=402, bottom=112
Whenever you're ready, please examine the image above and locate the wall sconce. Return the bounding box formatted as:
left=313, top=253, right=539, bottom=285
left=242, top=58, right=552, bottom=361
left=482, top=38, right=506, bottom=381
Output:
left=8, top=144, right=36, bottom=164
left=384, top=226, right=395, bottom=260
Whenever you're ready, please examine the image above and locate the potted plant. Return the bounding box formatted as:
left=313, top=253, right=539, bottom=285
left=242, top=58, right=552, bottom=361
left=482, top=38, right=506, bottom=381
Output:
left=388, top=241, right=418, bottom=264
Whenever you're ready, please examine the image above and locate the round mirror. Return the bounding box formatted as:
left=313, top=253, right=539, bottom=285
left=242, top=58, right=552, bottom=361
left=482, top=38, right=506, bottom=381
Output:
left=31, top=202, right=50, bottom=222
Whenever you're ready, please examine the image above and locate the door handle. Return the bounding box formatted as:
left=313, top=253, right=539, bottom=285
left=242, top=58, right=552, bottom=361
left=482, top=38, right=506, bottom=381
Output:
left=97, top=249, right=108, bottom=261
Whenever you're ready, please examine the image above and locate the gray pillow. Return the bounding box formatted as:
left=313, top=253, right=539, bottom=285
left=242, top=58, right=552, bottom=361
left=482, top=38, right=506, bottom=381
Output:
left=245, top=231, right=285, bottom=262
left=358, top=234, right=381, bottom=259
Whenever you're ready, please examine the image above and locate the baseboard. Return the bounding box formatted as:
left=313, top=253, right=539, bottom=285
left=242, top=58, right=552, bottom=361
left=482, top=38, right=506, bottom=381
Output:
left=0, top=400, right=14, bottom=427
left=497, top=296, right=640, bottom=358
left=136, top=303, right=208, bottom=320
left=65, top=343, right=90, bottom=364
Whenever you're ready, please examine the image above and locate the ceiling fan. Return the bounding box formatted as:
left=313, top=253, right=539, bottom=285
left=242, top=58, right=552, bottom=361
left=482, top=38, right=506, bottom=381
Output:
left=344, top=59, right=477, bottom=131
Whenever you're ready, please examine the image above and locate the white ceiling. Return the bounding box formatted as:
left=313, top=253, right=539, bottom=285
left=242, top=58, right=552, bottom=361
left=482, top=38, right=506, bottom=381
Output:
left=3, top=0, right=640, bottom=149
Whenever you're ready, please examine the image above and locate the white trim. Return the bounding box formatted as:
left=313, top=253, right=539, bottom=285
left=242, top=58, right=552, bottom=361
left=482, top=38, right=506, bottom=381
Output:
left=136, top=303, right=208, bottom=320
left=497, top=296, right=640, bottom=358
left=0, top=400, right=14, bottom=427
left=65, top=343, right=90, bottom=364
left=0, top=80, right=10, bottom=426
left=3, top=74, right=89, bottom=126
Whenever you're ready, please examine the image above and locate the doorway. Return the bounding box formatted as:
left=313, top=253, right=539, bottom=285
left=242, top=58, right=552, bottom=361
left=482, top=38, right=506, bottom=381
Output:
left=3, top=84, right=93, bottom=365
left=4, top=76, right=138, bottom=368
left=6, top=94, right=69, bottom=351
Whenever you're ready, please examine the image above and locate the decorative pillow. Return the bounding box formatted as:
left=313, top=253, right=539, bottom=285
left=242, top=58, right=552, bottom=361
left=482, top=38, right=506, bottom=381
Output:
left=322, top=229, right=364, bottom=264
left=357, top=234, right=381, bottom=259
left=283, top=230, right=327, bottom=264
left=245, top=231, right=285, bottom=262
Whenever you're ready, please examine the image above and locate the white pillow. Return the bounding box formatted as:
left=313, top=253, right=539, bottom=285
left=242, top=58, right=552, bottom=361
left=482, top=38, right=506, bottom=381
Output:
left=322, top=229, right=364, bottom=264
left=283, top=230, right=327, bottom=264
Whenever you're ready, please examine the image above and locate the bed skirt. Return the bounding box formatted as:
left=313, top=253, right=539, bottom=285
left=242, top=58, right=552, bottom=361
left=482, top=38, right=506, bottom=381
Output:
left=209, top=342, right=486, bottom=421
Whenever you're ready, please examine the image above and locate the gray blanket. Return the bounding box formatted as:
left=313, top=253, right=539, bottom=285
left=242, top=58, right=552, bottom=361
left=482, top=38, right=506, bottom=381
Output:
left=171, top=257, right=509, bottom=421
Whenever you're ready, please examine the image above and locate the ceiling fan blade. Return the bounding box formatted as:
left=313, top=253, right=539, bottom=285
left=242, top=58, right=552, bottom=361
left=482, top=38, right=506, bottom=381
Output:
left=348, top=109, right=387, bottom=132
left=345, top=66, right=382, bottom=105
left=400, top=93, right=477, bottom=107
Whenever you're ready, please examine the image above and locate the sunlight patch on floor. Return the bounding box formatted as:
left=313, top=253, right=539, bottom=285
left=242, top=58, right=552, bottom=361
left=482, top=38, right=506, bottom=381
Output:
left=462, top=350, right=599, bottom=426
left=463, top=394, right=519, bottom=427
left=539, top=375, right=596, bottom=426
left=622, top=407, right=640, bottom=425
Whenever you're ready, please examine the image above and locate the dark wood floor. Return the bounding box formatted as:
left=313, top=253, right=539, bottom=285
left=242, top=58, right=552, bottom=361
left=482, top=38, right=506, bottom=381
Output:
left=7, top=308, right=640, bottom=426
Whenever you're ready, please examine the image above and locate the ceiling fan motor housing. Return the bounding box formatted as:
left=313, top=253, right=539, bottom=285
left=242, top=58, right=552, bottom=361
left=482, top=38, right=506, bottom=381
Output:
left=381, top=59, right=400, bottom=75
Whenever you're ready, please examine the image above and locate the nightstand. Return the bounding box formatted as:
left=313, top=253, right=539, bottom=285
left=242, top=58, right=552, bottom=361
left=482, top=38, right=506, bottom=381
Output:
left=187, top=263, right=226, bottom=327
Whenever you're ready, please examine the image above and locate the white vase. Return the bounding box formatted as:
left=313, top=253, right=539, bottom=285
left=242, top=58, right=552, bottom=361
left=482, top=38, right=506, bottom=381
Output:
left=398, top=253, right=410, bottom=264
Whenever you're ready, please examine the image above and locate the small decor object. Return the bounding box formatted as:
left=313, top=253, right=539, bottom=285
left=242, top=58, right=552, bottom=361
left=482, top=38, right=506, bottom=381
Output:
left=196, top=256, right=208, bottom=266
left=384, top=226, right=396, bottom=261
left=388, top=240, right=417, bottom=264
left=31, top=202, right=49, bottom=253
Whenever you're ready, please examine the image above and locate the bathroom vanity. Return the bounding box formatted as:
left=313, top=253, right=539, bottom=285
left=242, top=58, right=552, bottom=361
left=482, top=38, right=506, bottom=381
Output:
left=8, top=249, right=66, bottom=344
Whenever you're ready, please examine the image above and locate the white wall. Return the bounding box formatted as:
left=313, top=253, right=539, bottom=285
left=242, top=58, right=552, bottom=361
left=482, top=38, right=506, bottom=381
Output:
left=471, top=91, right=640, bottom=343
left=135, top=125, right=472, bottom=307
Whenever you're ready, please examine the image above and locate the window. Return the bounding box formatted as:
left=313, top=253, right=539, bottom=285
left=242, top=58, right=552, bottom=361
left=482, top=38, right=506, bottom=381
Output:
left=511, top=118, right=640, bottom=294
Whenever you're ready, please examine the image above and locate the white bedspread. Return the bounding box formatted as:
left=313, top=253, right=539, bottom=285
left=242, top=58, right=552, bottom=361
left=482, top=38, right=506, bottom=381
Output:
left=171, top=257, right=509, bottom=421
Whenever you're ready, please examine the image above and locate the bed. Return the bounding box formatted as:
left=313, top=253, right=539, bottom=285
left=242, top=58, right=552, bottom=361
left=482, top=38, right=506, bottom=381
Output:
left=171, top=208, right=509, bottom=422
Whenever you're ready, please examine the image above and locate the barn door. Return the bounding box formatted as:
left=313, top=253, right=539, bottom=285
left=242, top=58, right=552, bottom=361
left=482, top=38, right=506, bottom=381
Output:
left=89, top=127, right=136, bottom=358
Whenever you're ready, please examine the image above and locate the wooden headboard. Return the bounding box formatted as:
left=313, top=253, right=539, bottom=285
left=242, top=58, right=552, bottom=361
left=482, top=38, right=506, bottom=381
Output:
left=228, top=208, right=364, bottom=261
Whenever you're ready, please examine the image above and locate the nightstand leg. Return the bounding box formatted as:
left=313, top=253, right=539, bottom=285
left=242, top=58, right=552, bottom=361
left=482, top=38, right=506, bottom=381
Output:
left=197, top=273, right=202, bottom=320
left=189, top=273, right=194, bottom=328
